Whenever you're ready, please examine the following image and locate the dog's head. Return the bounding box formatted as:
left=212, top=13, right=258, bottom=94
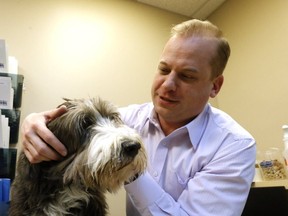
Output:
left=47, top=98, right=147, bottom=192
left=48, top=98, right=122, bottom=155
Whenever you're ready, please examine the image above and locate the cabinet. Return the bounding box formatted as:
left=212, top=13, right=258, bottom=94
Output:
left=242, top=186, right=288, bottom=216
left=241, top=169, right=288, bottom=215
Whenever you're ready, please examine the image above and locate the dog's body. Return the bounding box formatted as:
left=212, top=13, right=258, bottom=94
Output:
left=9, top=98, right=146, bottom=216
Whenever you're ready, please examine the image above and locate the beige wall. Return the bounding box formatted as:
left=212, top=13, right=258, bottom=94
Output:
left=0, top=0, right=188, bottom=215
left=3, top=0, right=288, bottom=214
left=0, top=0, right=188, bottom=113
left=208, top=0, right=288, bottom=154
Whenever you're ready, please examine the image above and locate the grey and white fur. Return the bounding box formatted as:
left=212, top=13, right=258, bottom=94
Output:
left=9, top=98, right=147, bottom=216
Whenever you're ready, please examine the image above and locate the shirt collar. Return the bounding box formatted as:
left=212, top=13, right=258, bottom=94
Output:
left=186, top=104, right=210, bottom=148
left=149, top=107, right=160, bottom=127
left=148, top=103, right=210, bottom=148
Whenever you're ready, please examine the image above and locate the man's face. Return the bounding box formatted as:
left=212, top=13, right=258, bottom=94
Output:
left=151, top=36, right=223, bottom=129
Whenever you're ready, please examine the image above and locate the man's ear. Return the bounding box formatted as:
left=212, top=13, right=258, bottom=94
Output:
left=210, top=75, right=224, bottom=98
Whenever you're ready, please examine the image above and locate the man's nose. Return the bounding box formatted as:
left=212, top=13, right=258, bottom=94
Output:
left=162, top=72, right=177, bottom=91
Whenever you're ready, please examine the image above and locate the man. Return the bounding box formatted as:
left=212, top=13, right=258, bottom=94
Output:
left=21, top=19, right=256, bottom=215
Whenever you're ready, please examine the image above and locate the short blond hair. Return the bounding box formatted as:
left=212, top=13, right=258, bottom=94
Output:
left=171, top=19, right=230, bottom=78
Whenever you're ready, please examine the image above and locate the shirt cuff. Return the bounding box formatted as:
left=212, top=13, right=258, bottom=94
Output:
left=124, top=171, right=165, bottom=210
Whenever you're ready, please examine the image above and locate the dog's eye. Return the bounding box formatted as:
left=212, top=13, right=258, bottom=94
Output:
left=82, top=116, right=95, bottom=129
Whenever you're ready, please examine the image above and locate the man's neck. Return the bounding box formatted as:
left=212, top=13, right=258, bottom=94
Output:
left=157, top=116, right=196, bottom=136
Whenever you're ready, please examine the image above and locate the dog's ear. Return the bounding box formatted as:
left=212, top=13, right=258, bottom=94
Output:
left=106, top=109, right=122, bottom=125
left=47, top=98, right=98, bottom=155
left=91, top=98, right=123, bottom=125
left=58, top=98, right=76, bottom=109
left=57, top=98, right=98, bottom=130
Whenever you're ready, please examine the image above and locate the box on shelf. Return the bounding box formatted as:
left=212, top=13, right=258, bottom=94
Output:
left=0, top=40, right=7, bottom=73
left=0, top=73, right=24, bottom=109
left=1, top=109, right=21, bottom=144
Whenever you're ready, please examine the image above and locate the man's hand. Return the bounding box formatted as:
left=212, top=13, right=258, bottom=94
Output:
left=21, top=106, right=68, bottom=163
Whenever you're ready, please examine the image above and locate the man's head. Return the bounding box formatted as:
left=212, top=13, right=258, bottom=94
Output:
left=151, top=19, right=230, bottom=134
left=171, top=19, right=230, bottom=79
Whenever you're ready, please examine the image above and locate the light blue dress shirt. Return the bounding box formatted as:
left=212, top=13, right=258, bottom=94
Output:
left=119, top=103, right=256, bottom=216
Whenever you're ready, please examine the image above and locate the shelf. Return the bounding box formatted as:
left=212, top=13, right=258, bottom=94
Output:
left=252, top=167, right=288, bottom=188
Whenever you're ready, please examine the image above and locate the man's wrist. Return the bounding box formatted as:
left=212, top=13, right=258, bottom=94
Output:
left=125, top=173, right=139, bottom=185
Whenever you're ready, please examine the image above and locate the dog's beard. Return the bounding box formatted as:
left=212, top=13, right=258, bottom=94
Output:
left=62, top=117, right=146, bottom=192
left=89, top=121, right=146, bottom=191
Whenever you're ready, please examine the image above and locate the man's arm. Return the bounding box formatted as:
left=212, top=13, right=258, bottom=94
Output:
left=125, top=139, right=256, bottom=216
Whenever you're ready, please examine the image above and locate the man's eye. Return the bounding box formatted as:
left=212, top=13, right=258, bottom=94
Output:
left=181, top=73, right=196, bottom=80
left=182, top=74, right=192, bottom=79
left=158, top=67, right=170, bottom=74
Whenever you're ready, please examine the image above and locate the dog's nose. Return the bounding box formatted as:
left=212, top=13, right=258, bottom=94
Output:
left=121, top=141, right=141, bottom=158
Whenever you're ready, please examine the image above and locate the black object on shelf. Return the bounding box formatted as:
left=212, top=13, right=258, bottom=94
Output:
left=0, top=148, right=17, bottom=182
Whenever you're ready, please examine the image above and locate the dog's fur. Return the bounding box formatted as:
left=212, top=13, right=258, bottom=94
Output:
left=9, top=98, right=147, bottom=216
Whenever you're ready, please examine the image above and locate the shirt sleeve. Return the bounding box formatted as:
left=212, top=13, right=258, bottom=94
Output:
left=125, top=172, right=189, bottom=216
left=125, top=138, right=256, bottom=216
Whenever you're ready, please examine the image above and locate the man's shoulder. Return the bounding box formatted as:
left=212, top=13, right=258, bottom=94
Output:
left=208, top=105, right=254, bottom=140
left=118, top=102, right=153, bottom=128
left=119, top=102, right=152, bottom=116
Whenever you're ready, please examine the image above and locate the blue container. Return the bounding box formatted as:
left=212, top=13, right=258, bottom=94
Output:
left=1, top=178, right=10, bottom=202
left=0, top=179, right=2, bottom=201
left=0, top=178, right=10, bottom=216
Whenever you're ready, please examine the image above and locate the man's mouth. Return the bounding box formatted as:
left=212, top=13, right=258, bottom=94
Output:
left=159, top=96, right=178, bottom=103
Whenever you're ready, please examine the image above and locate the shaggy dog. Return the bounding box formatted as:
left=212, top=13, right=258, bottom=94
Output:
left=9, top=98, right=147, bottom=216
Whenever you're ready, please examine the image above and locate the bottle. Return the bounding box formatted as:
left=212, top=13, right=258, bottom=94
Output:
left=282, top=125, right=288, bottom=167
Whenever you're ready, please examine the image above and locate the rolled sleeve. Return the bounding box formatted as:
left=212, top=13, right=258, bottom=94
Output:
left=125, top=172, right=164, bottom=213
left=125, top=172, right=188, bottom=215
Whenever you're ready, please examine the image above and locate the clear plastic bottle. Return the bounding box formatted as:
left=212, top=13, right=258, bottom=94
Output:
left=282, top=125, right=288, bottom=167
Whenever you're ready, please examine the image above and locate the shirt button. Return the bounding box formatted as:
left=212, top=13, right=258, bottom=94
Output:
left=153, top=171, right=158, bottom=177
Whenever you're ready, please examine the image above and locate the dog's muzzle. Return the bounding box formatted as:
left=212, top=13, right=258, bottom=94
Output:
left=121, top=141, right=141, bottom=158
